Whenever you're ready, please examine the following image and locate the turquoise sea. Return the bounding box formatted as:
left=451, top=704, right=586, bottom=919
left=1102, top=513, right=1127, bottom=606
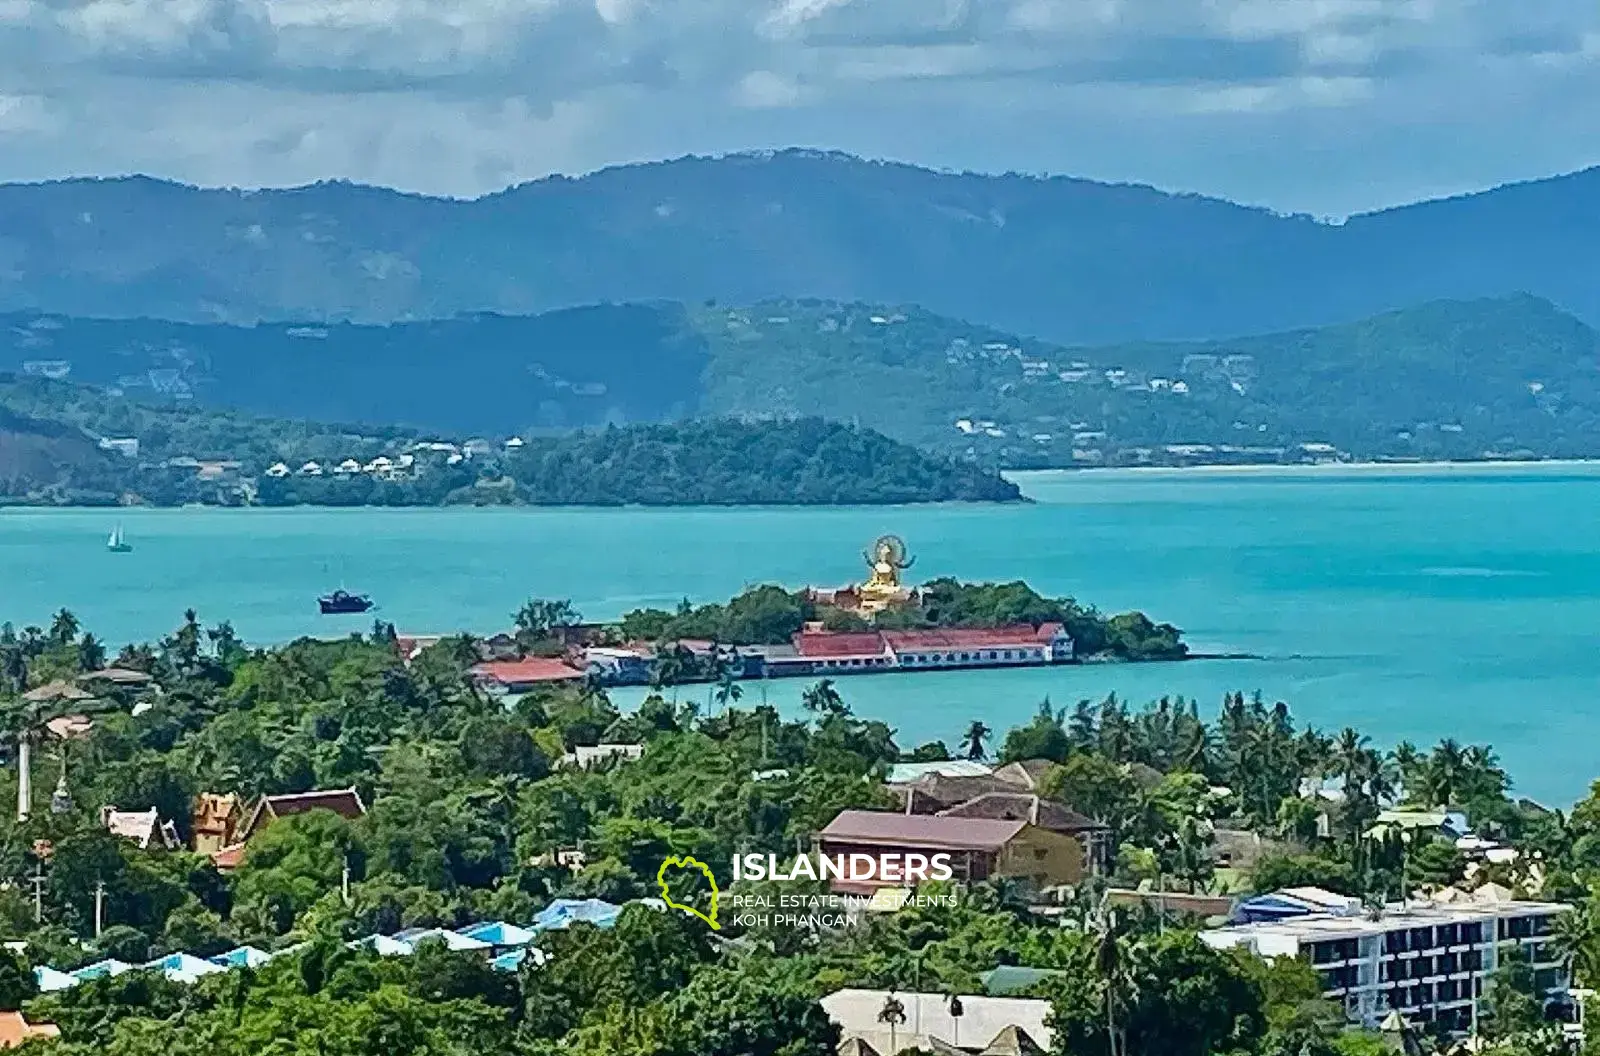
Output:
left=2, top=464, right=1598, bottom=804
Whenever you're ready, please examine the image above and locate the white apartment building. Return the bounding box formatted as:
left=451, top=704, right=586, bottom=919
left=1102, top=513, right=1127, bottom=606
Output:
left=1201, top=897, right=1570, bottom=1034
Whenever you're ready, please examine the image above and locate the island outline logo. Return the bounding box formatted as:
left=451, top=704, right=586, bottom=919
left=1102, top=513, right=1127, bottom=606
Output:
left=656, top=855, right=721, bottom=930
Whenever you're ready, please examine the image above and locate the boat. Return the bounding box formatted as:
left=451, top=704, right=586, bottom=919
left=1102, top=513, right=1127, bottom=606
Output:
left=106, top=525, right=132, bottom=553
left=318, top=590, right=374, bottom=615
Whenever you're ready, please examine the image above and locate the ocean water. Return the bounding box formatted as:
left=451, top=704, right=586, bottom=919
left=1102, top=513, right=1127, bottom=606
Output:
left=3, top=464, right=1598, bottom=804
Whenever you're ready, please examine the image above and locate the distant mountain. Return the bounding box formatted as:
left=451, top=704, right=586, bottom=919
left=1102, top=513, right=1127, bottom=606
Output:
left=698, top=294, right=1600, bottom=466
left=0, top=304, right=706, bottom=434
left=4, top=152, right=1600, bottom=342
left=3, top=293, right=1596, bottom=468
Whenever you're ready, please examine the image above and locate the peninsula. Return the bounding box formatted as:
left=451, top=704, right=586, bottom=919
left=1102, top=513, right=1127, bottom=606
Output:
left=0, top=375, right=1021, bottom=507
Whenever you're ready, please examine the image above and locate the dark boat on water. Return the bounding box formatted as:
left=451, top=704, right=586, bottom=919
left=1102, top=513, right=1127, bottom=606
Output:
left=318, top=590, right=374, bottom=615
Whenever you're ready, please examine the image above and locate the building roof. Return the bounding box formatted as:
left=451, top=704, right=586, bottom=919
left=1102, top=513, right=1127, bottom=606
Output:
left=0, top=1011, right=59, bottom=1048
left=820, top=810, right=1028, bottom=852
left=794, top=632, right=890, bottom=658
left=44, top=714, right=94, bottom=741
left=21, top=680, right=94, bottom=704
left=32, top=966, right=77, bottom=994
left=1202, top=895, right=1571, bottom=949
left=981, top=1025, right=1046, bottom=1055
left=885, top=760, right=994, bottom=784
left=978, top=966, right=1068, bottom=996
left=210, top=843, right=247, bottom=870
left=103, top=807, right=179, bottom=850
left=239, top=787, right=367, bottom=843
left=77, top=667, right=154, bottom=686
left=458, top=921, right=539, bottom=947
left=881, top=624, right=1063, bottom=650
left=792, top=624, right=1066, bottom=661
left=990, top=760, right=1055, bottom=791
left=533, top=898, right=624, bottom=930
left=937, top=793, right=1105, bottom=835
left=209, top=946, right=273, bottom=969
left=470, top=658, right=586, bottom=685
left=192, top=793, right=241, bottom=834
left=821, top=989, right=1053, bottom=1055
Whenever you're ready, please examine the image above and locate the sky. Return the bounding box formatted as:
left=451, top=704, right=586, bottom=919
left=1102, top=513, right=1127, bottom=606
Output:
left=0, top=0, right=1597, bottom=217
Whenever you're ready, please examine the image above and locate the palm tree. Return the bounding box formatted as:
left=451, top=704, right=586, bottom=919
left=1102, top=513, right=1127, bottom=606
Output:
left=48, top=609, right=79, bottom=649
left=877, top=992, right=907, bottom=1053
left=959, top=721, right=992, bottom=761
left=1094, top=910, right=1127, bottom=1056
left=1553, top=893, right=1600, bottom=990
left=800, top=679, right=847, bottom=718
left=945, top=994, right=964, bottom=1047
left=713, top=668, right=743, bottom=713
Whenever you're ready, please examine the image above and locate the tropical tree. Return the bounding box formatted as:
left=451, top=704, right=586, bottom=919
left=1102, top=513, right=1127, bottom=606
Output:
left=800, top=679, right=848, bottom=718
left=877, top=992, right=907, bottom=1053
left=959, top=721, right=992, bottom=761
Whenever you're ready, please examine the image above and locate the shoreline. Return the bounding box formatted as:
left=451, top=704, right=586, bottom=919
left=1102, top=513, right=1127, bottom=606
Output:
left=1011, top=458, right=1600, bottom=478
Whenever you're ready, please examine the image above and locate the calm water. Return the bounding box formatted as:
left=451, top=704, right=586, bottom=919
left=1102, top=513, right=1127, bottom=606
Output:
left=3, top=465, right=1598, bottom=803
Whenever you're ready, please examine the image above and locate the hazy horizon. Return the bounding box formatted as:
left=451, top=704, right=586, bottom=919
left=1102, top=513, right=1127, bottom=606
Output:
left=0, top=1, right=1597, bottom=218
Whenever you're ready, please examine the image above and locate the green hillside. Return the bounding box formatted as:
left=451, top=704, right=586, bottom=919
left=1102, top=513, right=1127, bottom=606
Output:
left=695, top=294, right=1600, bottom=466
left=0, top=376, right=1020, bottom=506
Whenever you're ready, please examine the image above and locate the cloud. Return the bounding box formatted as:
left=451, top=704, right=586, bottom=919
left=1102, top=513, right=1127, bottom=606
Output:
left=0, top=0, right=1593, bottom=214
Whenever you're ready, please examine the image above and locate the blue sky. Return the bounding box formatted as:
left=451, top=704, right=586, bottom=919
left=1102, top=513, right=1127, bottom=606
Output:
left=0, top=0, right=1596, bottom=216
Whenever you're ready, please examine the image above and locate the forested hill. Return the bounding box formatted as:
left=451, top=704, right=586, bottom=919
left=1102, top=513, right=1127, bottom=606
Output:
left=5, top=293, right=1599, bottom=469
left=2, top=152, right=1600, bottom=342
left=697, top=294, right=1600, bottom=467
left=0, top=379, right=1022, bottom=506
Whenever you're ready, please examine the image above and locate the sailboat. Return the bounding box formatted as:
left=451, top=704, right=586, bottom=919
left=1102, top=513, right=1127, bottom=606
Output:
left=106, top=524, right=132, bottom=553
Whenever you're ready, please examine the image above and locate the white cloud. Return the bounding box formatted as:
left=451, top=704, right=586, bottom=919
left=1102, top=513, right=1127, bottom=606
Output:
left=0, top=0, right=1592, bottom=214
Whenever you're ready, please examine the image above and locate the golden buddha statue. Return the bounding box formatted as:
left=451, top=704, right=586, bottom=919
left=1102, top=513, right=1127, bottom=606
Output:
left=859, top=535, right=915, bottom=612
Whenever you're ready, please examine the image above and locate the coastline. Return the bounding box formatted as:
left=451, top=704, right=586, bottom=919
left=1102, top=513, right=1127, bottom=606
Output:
left=1010, top=458, right=1600, bottom=479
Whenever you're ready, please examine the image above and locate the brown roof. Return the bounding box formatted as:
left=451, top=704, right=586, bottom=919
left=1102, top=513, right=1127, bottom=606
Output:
left=0, top=1011, right=59, bottom=1048
left=44, top=714, right=94, bottom=740
left=938, top=793, right=1105, bottom=835
left=838, top=1040, right=882, bottom=1056
left=470, top=658, right=585, bottom=686
left=991, top=760, right=1055, bottom=791
left=819, top=810, right=1028, bottom=852
left=982, top=1025, right=1045, bottom=1055
left=211, top=843, right=247, bottom=870
left=192, top=793, right=241, bottom=835
left=240, top=787, right=366, bottom=842
left=21, top=680, right=93, bottom=704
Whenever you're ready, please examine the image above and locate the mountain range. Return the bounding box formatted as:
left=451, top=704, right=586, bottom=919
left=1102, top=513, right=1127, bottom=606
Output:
left=4, top=151, right=1600, bottom=343
left=4, top=293, right=1598, bottom=467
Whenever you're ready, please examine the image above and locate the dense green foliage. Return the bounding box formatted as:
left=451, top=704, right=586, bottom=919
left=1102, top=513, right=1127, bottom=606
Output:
left=0, top=608, right=1586, bottom=1056
left=697, top=294, right=1600, bottom=467
left=0, top=386, right=1021, bottom=506
left=1, top=152, right=1598, bottom=347
left=617, top=580, right=1186, bottom=660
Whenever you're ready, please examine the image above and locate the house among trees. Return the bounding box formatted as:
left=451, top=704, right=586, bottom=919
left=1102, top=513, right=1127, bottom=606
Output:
left=190, top=793, right=242, bottom=856
left=101, top=806, right=180, bottom=850
left=888, top=758, right=1110, bottom=873
left=816, top=810, right=1087, bottom=894
left=210, top=788, right=367, bottom=870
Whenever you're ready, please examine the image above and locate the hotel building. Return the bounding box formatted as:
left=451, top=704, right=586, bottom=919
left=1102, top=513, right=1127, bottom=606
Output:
left=1201, top=894, right=1571, bottom=1033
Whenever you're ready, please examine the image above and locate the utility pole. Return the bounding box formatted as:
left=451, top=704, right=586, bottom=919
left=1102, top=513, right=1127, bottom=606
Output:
left=29, top=863, right=44, bottom=923
left=93, top=880, right=105, bottom=938
left=341, top=857, right=351, bottom=906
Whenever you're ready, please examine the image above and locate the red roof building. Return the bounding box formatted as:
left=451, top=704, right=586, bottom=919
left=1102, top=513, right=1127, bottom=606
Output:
left=785, top=623, right=1073, bottom=677
left=470, top=658, right=586, bottom=692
